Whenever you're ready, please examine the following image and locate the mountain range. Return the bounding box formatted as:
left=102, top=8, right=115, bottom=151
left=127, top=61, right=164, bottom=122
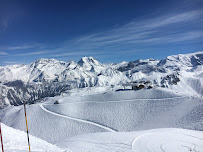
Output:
left=1, top=52, right=203, bottom=108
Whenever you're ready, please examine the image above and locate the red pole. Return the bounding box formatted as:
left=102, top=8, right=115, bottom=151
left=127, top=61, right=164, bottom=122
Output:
left=0, top=120, right=4, bottom=152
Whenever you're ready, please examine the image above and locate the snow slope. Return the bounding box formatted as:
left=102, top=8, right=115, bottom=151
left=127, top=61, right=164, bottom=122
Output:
left=43, top=88, right=203, bottom=132
left=0, top=104, right=106, bottom=144
left=39, top=104, right=116, bottom=132
left=57, top=128, right=203, bottom=152
left=3, top=123, right=203, bottom=152
left=0, top=87, right=202, bottom=144
left=1, top=123, right=63, bottom=152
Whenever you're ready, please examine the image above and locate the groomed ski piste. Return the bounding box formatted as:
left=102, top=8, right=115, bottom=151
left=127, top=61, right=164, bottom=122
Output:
left=1, top=86, right=203, bottom=152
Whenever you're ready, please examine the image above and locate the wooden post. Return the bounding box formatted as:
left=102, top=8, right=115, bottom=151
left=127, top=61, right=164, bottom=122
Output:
left=23, top=102, right=31, bottom=152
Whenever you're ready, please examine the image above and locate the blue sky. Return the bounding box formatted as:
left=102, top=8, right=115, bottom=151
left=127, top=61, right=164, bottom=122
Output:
left=0, top=0, right=203, bottom=65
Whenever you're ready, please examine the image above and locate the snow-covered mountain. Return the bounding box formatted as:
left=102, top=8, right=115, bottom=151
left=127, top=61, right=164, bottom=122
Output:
left=1, top=52, right=203, bottom=108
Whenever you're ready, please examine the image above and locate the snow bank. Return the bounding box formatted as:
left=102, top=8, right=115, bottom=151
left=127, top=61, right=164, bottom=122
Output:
left=1, top=123, right=63, bottom=152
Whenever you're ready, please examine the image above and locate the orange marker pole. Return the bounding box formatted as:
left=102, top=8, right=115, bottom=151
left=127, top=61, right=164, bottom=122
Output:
left=23, top=102, right=31, bottom=152
left=0, top=120, right=4, bottom=152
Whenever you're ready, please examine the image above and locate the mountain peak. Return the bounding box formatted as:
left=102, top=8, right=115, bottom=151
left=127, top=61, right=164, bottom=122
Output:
left=79, top=56, right=96, bottom=62
left=158, top=51, right=203, bottom=68
left=34, top=58, right=60, bottom=64
left=78, top=56, right=102, bottom=70
left=30, top=58, right=67, bottom=68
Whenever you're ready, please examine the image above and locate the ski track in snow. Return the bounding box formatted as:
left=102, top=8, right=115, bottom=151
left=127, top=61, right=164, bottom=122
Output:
left=39, top=104, right=116, bottom=132
left=131, top=131, right=203, bottom=152
left=57, top=129, right=203, bottom=152
left=44, top=96, right=188, bottom=105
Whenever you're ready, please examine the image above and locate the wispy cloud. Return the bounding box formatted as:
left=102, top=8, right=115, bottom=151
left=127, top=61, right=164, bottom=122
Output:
left=67, top=10, right=203, bottom=50
left=0, top=43, right=46, bottom=56
left=0, top=43, right=45, bottom=52
left=15, top=49, right=59, bottom=56
left=6, top=43, right=44, bottom=50
left=3, top=10, right=203, bottom=60
left=16, top=50, right=50, bottom=56
left=52, top=50, right=104, bottom=57
left=0, top=51, right=8, bottom=55
left=125, top=10, right=202, bottom=30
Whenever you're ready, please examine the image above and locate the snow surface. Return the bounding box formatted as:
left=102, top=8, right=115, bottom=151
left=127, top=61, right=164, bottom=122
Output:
left=2, top=123, right=203, bottom=152
left=1, top=123, right=63, bottom=152
left=0, top=87, right=202, bottom=145
left=57, top=128, right=203, bottom=152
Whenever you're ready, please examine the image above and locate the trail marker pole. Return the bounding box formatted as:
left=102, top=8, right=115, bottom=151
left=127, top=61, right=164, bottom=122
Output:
left=23, top=102, right=31, bottom=152
left=0, top=120, right=4, bottom=152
